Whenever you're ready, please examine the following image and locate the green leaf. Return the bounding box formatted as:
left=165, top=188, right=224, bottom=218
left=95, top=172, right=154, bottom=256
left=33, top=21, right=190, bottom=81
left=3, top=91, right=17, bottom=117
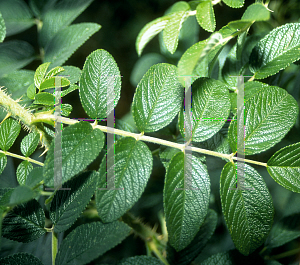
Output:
left=163, top=4, right=190, bottom=54
left=250, top=23, right=300, bottom=79
left=79, top=49, right=121, bottom=119
left=0, top=153, right=7, bottom=175
left=34, top=62, right=50, bottom=89
left=7, top=186, right=37, bottom=206
left=118, top=256, right=164, bottom=265
left=0, top=253, right=44, bottom=265
left=0, top=12, right=6, bottom=42
left=0, top=118, right=21, bottom=151
left=44, top=23, right=101, bottom=68
left=136, top=16, right=170, bottom=56
left=61, top=65, right=82, bottom=84
left=46, top=66, right=65, bottom=78
left=167, top=209, right=217, bottom=265
left=196, top=1, right=216, bottom=32
left=61, top=104, right=72, bottom=117
left=0, top=0, right=34, bottom=36
left=267, top=142, right=300, bottom=193
left=27, top=84, right=36, bottom=99
left=20, top=132, right=40, bottom=157
left=96, top=137, right=153, bottom=222
left=241, top=3, right=270, bottom=22
left=218, top=20, right=253, bottom=39
left=43, top=121, right=105, bottom=186
left=50, top=171, right=98, bottom=233
left=0, top=40, right=35, bottom=77
left=132, top=63, right=183, bottom=133
left=115, top=119, right=139, bottom=141
left=2, top=199, right=46, bottom=243
left=228, top=84, right=299, bottom=155
left=164, top=152, right=210, bottom=251
left=0, top=188, right=14, bottom=206
left=16, top=161, right=33, bottom=185
left=55, top=221, right=131, bottom=265
left=39, top=0, right=94, bottom=47
left=220, top=162, right=274, bottom=255
left=265, top=212, right=300, bottom=248
left=222, top=0, right=244, bottom=8
left=61, top=84, right=79, bottom=97
left=39, top=77, right=70, bottom=91
left=178, top=78, right=230, bottom=142
left=25, top=167, right=44, bottom=188
left=33, top=92, right=55, bottom=105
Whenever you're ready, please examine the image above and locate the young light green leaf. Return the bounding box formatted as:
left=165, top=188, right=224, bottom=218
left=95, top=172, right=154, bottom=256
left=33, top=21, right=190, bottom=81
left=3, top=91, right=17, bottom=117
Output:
left=27, top=84, right=36, bottom=99
left=118, top=256, right=164, bottom=265
left=132, top=63, right=183, bottom=133
left=2, top=199, right=46, bottom=243
left=16, top=161, right=33, bottom=185
left=44, top=23, right=101, bottom=68
left=250, top=23, right=300, bottom=79
left=39, top=77, right=70, bottom=91
left=164, top=152, right=210, bottom=251
left=0, top=0, right=34, bottom=36
left=241, top=3, right=270, bottom=22
left=20, top=132, right=40, bottom=157
left=222, top=0, right=244, bottom=8
left=178, top=78, right=230, bottom=142
left=220, top=163, right=274, bottom=255
left=61, top=104, right=72, bottom=117
left=0, top=118, right=21, bottom=151
left=46, top=66, right=64, bottom=78
left=267, top=142, right=300, bottom=193
left=61, top=84, right=79, bottom=97
left=0, top=12, right=6, bottom=42
left=55, top=221, right=131, bottom=265
left=61, top=66, right=82, bottom=84
left=0, top=153, right=7, bottom=175
left=96, top=137, right=153, bottom=222
left=25, top=167, right=43, bottom=188
left=34, top=62, right=50, bottom=89
left=50, top=171, right=97, bottom=233
left=228, top=85, right=299, bottom=155
left=0, top=40, right=35, bottom=77
left=33, top=92, right=55, bottom=105
left=196, top=1, right=216, bottom=32
left=79, top=49, right=121, bottom=119
left=0, top=253, right=44, bottom=265
left=43, top=121, right=105, bottom=186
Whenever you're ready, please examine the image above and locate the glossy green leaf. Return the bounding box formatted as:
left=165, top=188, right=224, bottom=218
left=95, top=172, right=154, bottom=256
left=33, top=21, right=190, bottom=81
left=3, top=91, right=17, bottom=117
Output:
left=39, top=77, right=70, bottom=91
left=50, top=171, right=98, bottom=233
left=27, top=84, right=36, bottom=99
left=220, top=163, right=274, bottom=255
left=61, top=104, right=72, bottom=117
left=250, top=23, right=300, bottom=79
left=33, top=92, right=55, bottom=105
left=0, top=40, right=35, bottom=77
left=0, top=12, right=6, bottom=42
left=44, top=23, right=101, bottom=68
left=43, top=121, right=104, bottom=186
left=0, top=0, right=34, bottom=36
left=164, top=152, right=210, bottom=251
left=0, top=153, right=7, bottom=175
left=61, top=66, right=82, bottom=84
left=241, top=3, right=270, bottom=22
left=39, top=0, right=94, bottom=47
left=132, top=63, right=183, bottom=133
left=196, top=1, right=216, bottom=32
left=2, top=199, right=46, bottom=243
left=167, top=209, right=217, bottom=265
left=96, top=137, right=153, bottom=222
left=222, top=0, right=244, bottom=8
left=228, top=84, right=299, bottom=155
left=0, top=253, right=44, bottom=265
left=34, top=62, right=50, bottom=89
left=46, top=66, right=64, bottom=78
left=218, top=20, right=253, bottom=39
left=55, top=221, right=131, bottom=265
left=178, top=78, right=230, bottom=142
left=267, top=142, right=300, bottom=193
left=20, top=132, right=40, bottom=157
left=0, top=118, right=21, bottom=151
left=163, top=4, right=190, bottom=54
left=118, top=256, right=164, bottom=265
left=136, top=16, right=170, bottom=56
left=79, top=49, right=121, bottom=119
left=16, top=161, right=33, bottom=185
left=61, top=84, right=79, bottom=97
left=265, top=212, right=300, bottom=248
left=25, top=167, right=43, bottom=188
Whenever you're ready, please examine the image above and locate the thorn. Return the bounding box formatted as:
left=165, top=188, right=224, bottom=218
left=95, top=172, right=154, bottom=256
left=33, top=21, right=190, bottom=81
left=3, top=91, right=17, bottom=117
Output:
left=39, top=147, right=48, bottom=157
left=0, top=112, right=11, bottom=125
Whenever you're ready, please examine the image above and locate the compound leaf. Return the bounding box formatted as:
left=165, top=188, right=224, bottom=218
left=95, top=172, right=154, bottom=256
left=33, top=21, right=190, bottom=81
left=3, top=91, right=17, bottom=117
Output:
left=55, top=221, right=131, bottom=265
left=96, top=137, right=153, bottom=222
left=164, top=152, right=210, bottom=251
left=16, top=161, right=33, bottom=185
left=222, top=0, right=244, bottom=8
left=20, top=132, right=40, bottom=157
left=178, top=78, right=230, bottom=142
left=0, top=253, right=43, bottom=265
left=267, top=142, right=300, bottom=193
left=43, top=121, right=104, bottom=186
left=220, top=163, right=274, bottom=255
left=132, top=63, right=183, bottom=133
left=0, top=118, right=21, bottom=151
left=44, top=23, right=101, bottom=68
left=50, top=171, right=98, bottom=233
left=118, top=256, right=164, bottom=265
left=79, top=49, right=121, bottom=119
left=0, top=12, right=5, bottom=42
left=2, top=199, right=46, bottom=243
left=196, top=1, right=216, bottom=32
left=250, top=23, right=300, bottom=79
